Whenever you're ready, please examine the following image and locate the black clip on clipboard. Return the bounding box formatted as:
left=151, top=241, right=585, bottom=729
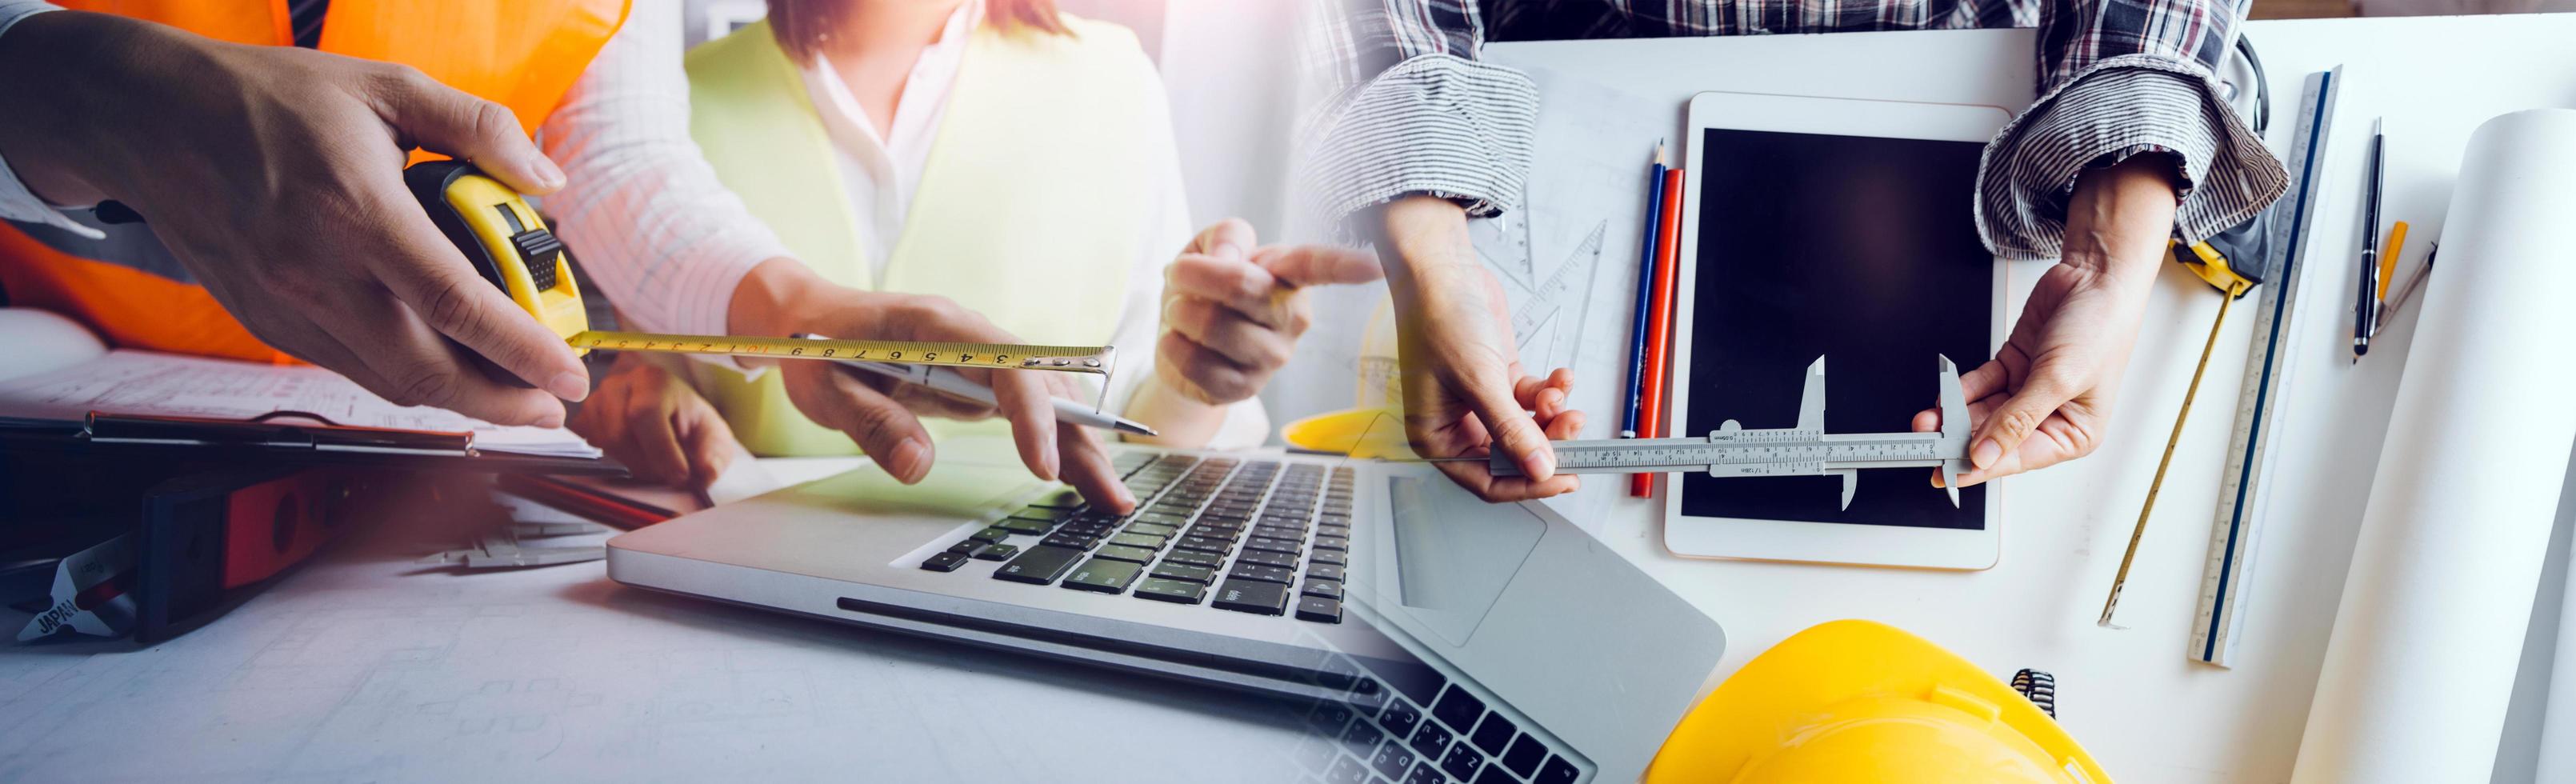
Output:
left=0, top=411, right=624, bottom=476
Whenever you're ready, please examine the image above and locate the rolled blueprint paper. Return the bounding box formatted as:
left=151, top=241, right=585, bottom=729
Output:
left=2290, top=109, right=2576, bottom=782
left=2538, top=499, right=2576, bottom=783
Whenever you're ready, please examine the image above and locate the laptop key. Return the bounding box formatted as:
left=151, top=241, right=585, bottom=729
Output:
left=946, top=542, right=988, bottom=556
left=1062, top=558, right=1142, bottom=594
left=1318, top=524, right=1352, bottom=539
left=1308, top=562, right=1347, bottom=582
left=1296, top=595, right=1343, bottom=624
left=1439, top=744, right=1486, bottom=782
left=1149, top=562, right=1215, bottom=584
left=1211, top=578, right=1290, bottom=615
left=1310, top=550, right=1348, bottom=566
left=1534, top=754, right=1580, bottom=784
left=1162, top=550, right=1225, bottom=569
left=1252, top=525, right=1308, bottom=542
left=1106, top=532, right=1166, bottom=550
left=1010, top=506, right=1072, bottom=522
left=1432, top=685, right=1487, bottom=733
left=1473, top=766, right=1518, bottom=784
left=919, top=551, right=970, bottom=572
left=1409, top=719, right=1452, bottom=758
left=1133, top=577, right=1206, bottom=604
left=1404, top=762, right=1443, bottom=784
left=993, top=545, right=1085, bottom=584
left=973, top=543, right=1018, bottom=561
left=1469, top=714, right=1516, bottom=756
left=1174, top=536, right=1232, bottom=554
left=1381, top=701, right=1422, bottom=738
left=1094, top=544, right=1157, bottom=564
left=1314, top=535, right=1351, bottom=552
left=1499, top=735, right=1547, bottom=777
left=1041, top=533, right=1098, bottom=550
left=1369, top=742, right=1416, bottom=781
left=1229, top=563, right=1295, bottom=585
left=1245, top=537, right=1302, bottom=555
left=1338, top=719, right=1380, bottom=755
left=1123, top=522, right=1180, bottom=538
left=971, top=526, right=1014, bottom=542
left=1236, top=550, right=1298, bottom=569
left=1326, top=755, right=1370, bottom=784
left=993, top=518, right=1052, bottom=535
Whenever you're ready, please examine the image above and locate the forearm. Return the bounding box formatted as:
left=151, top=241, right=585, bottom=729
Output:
left=2061, top=158, right=2184, bottom=302
left=0, top=10, right=157, bottom=206
left=1373, top=195, right=1478, bottom=291
left=1119, top=373, right=1227, bottom=447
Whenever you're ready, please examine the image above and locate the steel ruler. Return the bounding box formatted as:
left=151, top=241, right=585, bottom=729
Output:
left=1493, top=355, right=1971, bottom=508
left=2190, top=67, right=2341, bottom=667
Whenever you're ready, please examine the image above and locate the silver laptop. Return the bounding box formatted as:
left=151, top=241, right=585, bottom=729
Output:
left=607, top=441, right=1725, bottom=782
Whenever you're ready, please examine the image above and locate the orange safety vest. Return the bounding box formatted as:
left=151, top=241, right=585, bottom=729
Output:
left=0, top=0, right=628, bottom=363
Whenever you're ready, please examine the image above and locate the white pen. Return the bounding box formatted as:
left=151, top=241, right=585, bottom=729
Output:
left=794, top=334, right=1157, bottom=437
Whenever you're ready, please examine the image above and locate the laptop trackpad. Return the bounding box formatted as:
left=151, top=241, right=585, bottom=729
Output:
left=1387, top=475, right=1545, bottom=646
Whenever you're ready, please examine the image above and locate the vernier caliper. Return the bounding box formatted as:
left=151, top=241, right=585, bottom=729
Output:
left=1491, top=356, right=1974, bottom=509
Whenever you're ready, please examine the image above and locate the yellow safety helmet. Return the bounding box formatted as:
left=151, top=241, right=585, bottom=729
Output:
left=1647, top=620, right=2110, bottom=784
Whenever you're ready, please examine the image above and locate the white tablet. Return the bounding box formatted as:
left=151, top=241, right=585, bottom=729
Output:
left=1662, top=91, right=2011, bottom=570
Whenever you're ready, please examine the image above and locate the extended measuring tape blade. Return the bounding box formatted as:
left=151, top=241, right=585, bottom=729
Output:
left=565, top=331, right=1114, bottom=375
left=2190, top=66, right=2340, bottom=668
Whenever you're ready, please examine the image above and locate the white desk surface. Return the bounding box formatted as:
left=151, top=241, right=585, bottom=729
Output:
left=1490, top=13, right=2576, bottom=783
left=5, top=14, right=2573, bottom=784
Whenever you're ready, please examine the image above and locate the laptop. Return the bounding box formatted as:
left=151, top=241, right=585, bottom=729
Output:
left=606, top=438, right=1726, bottom=782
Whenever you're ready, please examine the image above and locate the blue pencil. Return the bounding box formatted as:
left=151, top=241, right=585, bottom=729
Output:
left=1619, top=141, right=1668, bottom=439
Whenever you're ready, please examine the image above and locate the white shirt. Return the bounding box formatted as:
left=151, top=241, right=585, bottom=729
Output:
left=787, top=2, right=1267, bottom=448
left=0, top=0, right=1266, bottom=448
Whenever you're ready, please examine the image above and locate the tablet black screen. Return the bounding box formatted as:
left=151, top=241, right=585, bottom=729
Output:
left=1678, top=128, right=1992, bottom=529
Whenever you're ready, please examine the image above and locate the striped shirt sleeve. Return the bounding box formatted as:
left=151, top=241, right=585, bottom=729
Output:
left=538, top=0, right=792, bottom=359
left=1974, top=60, right=2285, bottom=258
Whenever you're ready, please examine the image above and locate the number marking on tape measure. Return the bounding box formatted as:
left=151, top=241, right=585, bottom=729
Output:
left=565, top=331, right=1112, bottom=374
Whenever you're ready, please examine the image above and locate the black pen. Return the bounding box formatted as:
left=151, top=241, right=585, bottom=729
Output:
left=2354, top=118, right=2385, bottom=362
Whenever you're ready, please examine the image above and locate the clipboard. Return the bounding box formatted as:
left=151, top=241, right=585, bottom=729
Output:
left=0, top=411, right=624, bottom=476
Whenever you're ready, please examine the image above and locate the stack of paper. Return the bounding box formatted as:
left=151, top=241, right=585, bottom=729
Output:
left=0, top=349, right=600, bottom=459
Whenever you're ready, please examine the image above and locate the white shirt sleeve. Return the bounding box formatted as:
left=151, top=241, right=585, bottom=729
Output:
left=1102, top=56, right=1272, bottom=450
left=537, top=0, right=792, bottom=351
left=0, top=1, right=104, bottom=241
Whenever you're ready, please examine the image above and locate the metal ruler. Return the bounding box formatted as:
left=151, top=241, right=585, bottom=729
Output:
left=1492, top=355, right=1971, bottom=509
left=2190, top=67, right=2341, bottom=667
left=565, top=332, right=1113, bottom=375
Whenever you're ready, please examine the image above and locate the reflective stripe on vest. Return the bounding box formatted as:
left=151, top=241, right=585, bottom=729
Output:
left=0, top=0, right=628, bottom=362
left=680, top=18, right=1154, bottom=456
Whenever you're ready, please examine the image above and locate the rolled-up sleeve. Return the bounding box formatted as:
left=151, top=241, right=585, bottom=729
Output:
left=1295, top=0, right=1538, bottom=225
left=1974, top=0, right=2288, bottom=259
left=538, top=0, right=792, bottom=346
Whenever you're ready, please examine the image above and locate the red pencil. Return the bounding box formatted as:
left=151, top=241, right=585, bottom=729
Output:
left=1632, top=167, right=1686, bottom=498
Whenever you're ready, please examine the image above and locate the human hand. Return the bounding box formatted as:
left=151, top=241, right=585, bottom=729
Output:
left=729, top=260, right=1137, bottom=513
left=0, top=11, right=589, bottom=425
left=568, top=354, right=739, bottom=493
left=1374, top=196, right=1584, bottom=502
left=1917, top=158, right=2181, bottom=486
left=1156, top=218, right=1382, bottom=404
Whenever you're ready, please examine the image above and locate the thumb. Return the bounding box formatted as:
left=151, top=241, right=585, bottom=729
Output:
left=1255, top=245, right=1385, bottom=288
left=1469, top=376, right=1556, bottom=481
left=1188, top=218, right=1258, bottom=262
left=366, top=65, right=566, bottom=194
left=1974, top=371, right=2074, bottom=472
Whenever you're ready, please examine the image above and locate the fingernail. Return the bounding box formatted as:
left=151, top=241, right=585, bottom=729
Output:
left=1216, top=241, right=1247, bottom=262
left=1528, top=450, right=1555, bottom=480
left=1973, top=438, right=2002, bottom=470
left=1041, top=449, right=1061, bottom=482
left=548, top=371, right=590, bottom=402
left=890, top=438, right=930, bottom=482
left=535, top=156, right=567, bottom=190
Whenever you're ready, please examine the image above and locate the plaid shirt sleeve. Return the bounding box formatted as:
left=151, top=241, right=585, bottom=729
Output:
left=1298, top=0, right=2289, bottom=258
left=1979, top=0, right=2289, bottom=258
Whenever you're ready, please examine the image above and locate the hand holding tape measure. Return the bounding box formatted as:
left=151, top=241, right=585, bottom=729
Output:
left=407, top=161, right=1138, bottom=510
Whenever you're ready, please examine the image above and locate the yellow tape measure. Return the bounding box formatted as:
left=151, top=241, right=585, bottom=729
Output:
left=402, top=161, right=1111, bottom=375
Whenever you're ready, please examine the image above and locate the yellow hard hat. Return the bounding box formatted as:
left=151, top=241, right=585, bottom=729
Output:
left=1646, top=620, right=2109, bottom=784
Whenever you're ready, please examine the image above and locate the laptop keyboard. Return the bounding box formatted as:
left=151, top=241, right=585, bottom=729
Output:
left=1295, top=666, right=1586, bottom=784
left=919, top=452, right=1356, bottom=623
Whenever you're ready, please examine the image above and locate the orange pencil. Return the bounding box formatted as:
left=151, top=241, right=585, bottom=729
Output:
left=1631, top=167, right=1686, bottom=498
